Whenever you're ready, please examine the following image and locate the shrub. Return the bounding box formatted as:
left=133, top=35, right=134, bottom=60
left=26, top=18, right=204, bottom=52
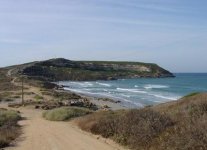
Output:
left=154, top=95, right=207, bottom=150
left=187, top=102, right=207, bottom=117
left=0, top=126, right=20, bottom=148
left=0, top=109, right=21, bottom=148
left=34, top=95, right=43, bottom=100
left=0, top=109, right=21, bottom=127
left=43, top=107, right=92, bottom=121
left=78, top=109, right=173, bottom=150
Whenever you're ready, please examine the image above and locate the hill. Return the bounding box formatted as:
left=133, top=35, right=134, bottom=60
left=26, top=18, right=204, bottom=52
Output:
left=78, top=92, right=207, bottom=150
left=5, top=58, right=174, bottom=81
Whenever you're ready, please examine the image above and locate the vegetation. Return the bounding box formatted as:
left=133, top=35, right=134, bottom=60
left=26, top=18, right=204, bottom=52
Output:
left=20, top=58, right=174, bottom=81
left=43, top=107, right=92, bottom=121
left=0, top=108, right=21, bottom=148
left=78, top=109, right=173, bottom=150
left=0, top=69, right=21, bottom=91
left=0, top=92, right=16, bottom=102
left=78, top=93, right=207, bottom=150
left=183, top=92, right=200, bottom=98
left=34, top=95, right=44, bottom=100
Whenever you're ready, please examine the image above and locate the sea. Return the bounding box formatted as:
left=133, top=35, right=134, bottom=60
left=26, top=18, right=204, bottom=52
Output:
left=58, top=73, right=207, bottom=108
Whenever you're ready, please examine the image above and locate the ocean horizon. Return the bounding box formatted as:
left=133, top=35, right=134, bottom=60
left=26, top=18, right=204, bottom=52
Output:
left=59, top=73, right=207, bottom=108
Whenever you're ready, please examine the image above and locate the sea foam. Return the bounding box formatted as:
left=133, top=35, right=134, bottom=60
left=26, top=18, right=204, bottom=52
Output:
left=117, top=88, right=147, bottom=94
left=144, top=84, right=169, bottom=89
left=96, top=82, right=111, bottom=87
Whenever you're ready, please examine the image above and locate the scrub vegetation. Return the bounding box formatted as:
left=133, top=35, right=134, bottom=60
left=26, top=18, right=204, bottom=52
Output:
left=0, top=108, right=21, bottom=148
left=43, top=107, right=92, bottom=121
left=78, top=93, right=207, bottom=150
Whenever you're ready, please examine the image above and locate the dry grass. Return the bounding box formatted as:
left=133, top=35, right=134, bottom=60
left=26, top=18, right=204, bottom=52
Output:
left=78, top=93, right=207, bottom=150
left=0, top=108, right=21, bottom=148
left=78, top=109, right=173, bottom=150
left=155, top=94, right=207, bottom=150
left=0, top=126, right=20, bottom=148
left=0, top=92, right=16, bottom=102
left=0, top=70, right=21, bottom=91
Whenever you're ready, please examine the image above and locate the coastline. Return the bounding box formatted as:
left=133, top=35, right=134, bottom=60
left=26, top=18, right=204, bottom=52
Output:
left=60, top=88, right=128, bottom=110
left=76, top=93, right=127, bottom=110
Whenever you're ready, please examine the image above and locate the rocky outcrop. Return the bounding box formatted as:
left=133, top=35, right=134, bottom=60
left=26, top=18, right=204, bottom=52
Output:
left=16, top=58, right=174, bottom=81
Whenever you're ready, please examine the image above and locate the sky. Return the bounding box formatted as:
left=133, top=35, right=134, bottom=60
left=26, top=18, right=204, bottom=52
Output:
left=0, top=0, right=207, bottom=72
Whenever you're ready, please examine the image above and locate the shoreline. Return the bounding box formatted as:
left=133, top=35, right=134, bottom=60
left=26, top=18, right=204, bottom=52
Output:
left=56, top=82, right=134, bottom=110
left=60, top=88, right=128, bottom=110
left=56, top=80, right=180, bottom=109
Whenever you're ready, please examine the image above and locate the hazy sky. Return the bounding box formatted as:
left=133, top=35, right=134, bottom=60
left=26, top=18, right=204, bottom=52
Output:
left=0, top=0, right=207, bottom=72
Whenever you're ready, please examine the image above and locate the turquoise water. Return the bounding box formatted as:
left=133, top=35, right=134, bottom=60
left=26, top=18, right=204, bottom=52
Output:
left=59, top=73, right=207, bottom=108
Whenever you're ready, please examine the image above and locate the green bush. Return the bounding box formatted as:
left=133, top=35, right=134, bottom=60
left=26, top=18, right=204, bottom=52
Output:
left=0, top=109, right=20, bottom=127
left=43, top=107, right=92, bottom=121
left=34, top=95, right=43, bottom=100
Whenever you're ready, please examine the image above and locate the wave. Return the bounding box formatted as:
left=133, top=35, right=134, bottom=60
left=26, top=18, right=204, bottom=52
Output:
left=64, top=87, right=94, bottom=95
left=103, top=89, right=108, bottom=92
left=144, top=84, right=169, bottom=89
left=149, top=93, right=179, bottom=100
left=117, top=88, right=147, bottom=94
left=83, top=82, right=94, bottom=86
left=68, top=82, right=94, bottom=87
left=120, top=94, right=131, bottom=98
left=96, top=82, right=111, bottom=87
left=65, top=87, right=123, bottom=101
left=134, top=85, right=139, bottom=88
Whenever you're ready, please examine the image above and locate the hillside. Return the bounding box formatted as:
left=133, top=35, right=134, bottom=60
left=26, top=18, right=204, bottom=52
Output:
left=78, top=93, right=207, bottom=150
left=6, top=58, right=174, bottom=81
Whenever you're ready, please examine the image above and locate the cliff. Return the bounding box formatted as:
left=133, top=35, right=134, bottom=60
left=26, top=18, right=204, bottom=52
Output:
left=8, top=58, right=175, bottom=81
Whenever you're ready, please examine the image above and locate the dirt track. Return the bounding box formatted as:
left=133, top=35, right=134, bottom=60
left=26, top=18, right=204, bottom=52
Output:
left=6, top=108, right=125, bottom=150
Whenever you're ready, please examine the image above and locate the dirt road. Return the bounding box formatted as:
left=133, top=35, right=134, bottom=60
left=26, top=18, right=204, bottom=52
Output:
left=5, top=108, right=125, bottom=150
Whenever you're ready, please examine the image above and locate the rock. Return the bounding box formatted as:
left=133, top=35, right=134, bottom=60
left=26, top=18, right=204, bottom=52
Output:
left=107, top=77, right=117, bottom=80
left=57, top=101, right=64, bottom=106
left=102, top=105, right=110, bottom=109
left=35, top=105, right=40, bottom=109
left=70, top=100, right=84, bottom=107
left=42, top=82, right=57, bottom=89
left=62, top=100, right=71, bottom=106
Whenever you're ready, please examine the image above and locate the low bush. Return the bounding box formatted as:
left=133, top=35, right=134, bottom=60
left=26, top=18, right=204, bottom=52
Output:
left=78, top=109, right=173, bottom=150
left=0, top=109, right=21, bottom=126
left=34, top=95, right=43, bottom=100
left=160, top=101, right=207, bottom=150
left=43, top=107, right=92, bottom=121
left=0, top=126, right=20, bottom=148
left=0, top=109, right=21, bottom=148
